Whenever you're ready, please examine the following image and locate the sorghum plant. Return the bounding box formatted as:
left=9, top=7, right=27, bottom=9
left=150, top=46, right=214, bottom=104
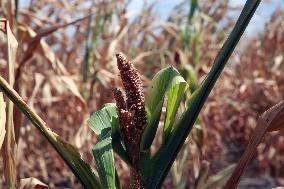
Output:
left=113, top=53, right=147, bottom=188
left=0, top=1, right=266, bottom=189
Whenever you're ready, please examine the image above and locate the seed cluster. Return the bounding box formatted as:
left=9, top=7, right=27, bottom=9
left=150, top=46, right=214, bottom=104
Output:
left=114, top=53, right=146, bottom=146
left=113, top=53, right=147, bottom=189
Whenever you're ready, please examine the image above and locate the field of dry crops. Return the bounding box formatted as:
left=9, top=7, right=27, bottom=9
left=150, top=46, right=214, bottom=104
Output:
left=0, top=0, right=284, bottom=188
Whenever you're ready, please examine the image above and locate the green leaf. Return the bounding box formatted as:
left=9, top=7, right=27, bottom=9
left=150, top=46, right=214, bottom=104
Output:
left=92, top=132, right=116, bottom=189
left=141, top=67, right=188, bottom=150
left=181, top=65, right=198, bottom=93
left=145, top=1, right=261, bottom=188
left=88, top=104, right=128, bottom=189
left=88, top=103, right=130, bottom=164
left=188, top=0, right=198, bottom=22
left=88, top=103, right=117, bottom=139
left=163, top=77, right=188, bottom=143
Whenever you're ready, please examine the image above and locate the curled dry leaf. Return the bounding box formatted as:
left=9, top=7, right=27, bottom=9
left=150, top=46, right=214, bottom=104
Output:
left=19, top=177, right=49, bottom=189
left=262, top=100, right=284, bottom=132
left=224, top=100, right=284, bottom=189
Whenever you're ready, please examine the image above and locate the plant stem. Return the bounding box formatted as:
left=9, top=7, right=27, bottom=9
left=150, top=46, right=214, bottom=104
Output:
left=0, top=76, right=101, bottom=189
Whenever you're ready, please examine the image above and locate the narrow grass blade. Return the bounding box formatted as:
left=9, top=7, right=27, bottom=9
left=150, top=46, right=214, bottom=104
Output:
left=188, top=0, right=198, bottom=21
left=0, top=76, right=101, bottom=189
left=83, top=11, right=112, bottom=83
left=14, top=0, right=19, bottom=20
left=205, top=164, right=236, bottom=189
left=146, top=1, right=261, bottom=188
left=182, top=0, right=198, bottom=50
left=224, top=100, right=284, bottom=189
left=141, top=66, right=188, bottom=150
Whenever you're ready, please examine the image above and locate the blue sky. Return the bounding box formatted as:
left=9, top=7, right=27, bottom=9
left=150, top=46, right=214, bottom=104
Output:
left=19, top=0, right=284, bottom=38
left=127, top=0, right=284, bottom=37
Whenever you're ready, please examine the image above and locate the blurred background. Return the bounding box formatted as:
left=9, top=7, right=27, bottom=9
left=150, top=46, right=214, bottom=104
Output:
left=1, top=0, right=284, bottom=188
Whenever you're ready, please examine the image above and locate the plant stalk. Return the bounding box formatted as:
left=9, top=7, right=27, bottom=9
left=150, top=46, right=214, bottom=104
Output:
left=0, top=76, right=101, bottom=189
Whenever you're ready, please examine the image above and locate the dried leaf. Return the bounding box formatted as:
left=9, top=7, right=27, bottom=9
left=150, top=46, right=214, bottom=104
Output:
left=50, top=76, right=85, bottom=105
left=224, top=100, right=284, bottom=189
left=0, top=93, right=6, bottom=150
left=262, top=100, right=284, bottom=132
left=17, top=14, right=91, bottom=74
left=0, top=18, right=18, bottom=188
left=195, top=161, right=209, bottom=189
left=0, top=1, right=16, bottom=29
left=33, top=14, right=91, bottom=43
left=29, top=73, right=45, bottom=109
left=19, top=177, right=48, bottom=189
left=205, top=164, right=236, bottom=189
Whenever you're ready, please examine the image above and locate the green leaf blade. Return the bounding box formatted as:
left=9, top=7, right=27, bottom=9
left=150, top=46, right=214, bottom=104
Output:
left=88, top=103, right=117, bottom=139
left=88, top=104, right=128, bottom=189
left=93, top=133, right=116, bottom=189
left=141, top=66, right=188, bottom=150
left=163, top=77, right=188, bottom=143
left=88, top=103, right=129, bottom=164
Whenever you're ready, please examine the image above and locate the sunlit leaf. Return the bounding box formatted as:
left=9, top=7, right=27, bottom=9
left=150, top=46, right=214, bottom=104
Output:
left=163, top=75, right=188, bottom=143
left=181, top=64, right=198, bottom=93
left=141, top=66, right=188, bottom=150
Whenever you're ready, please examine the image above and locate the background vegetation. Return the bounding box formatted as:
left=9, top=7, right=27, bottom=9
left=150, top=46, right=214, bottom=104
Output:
left=0, top=0, right=284, bottom=188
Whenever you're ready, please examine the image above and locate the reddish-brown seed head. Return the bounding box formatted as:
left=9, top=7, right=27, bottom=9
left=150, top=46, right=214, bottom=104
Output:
left=114, top=53, right=147, bottom=145
left=113, top=88, right=126, bottom=111
left=114, top=53, right=146, bottom=189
